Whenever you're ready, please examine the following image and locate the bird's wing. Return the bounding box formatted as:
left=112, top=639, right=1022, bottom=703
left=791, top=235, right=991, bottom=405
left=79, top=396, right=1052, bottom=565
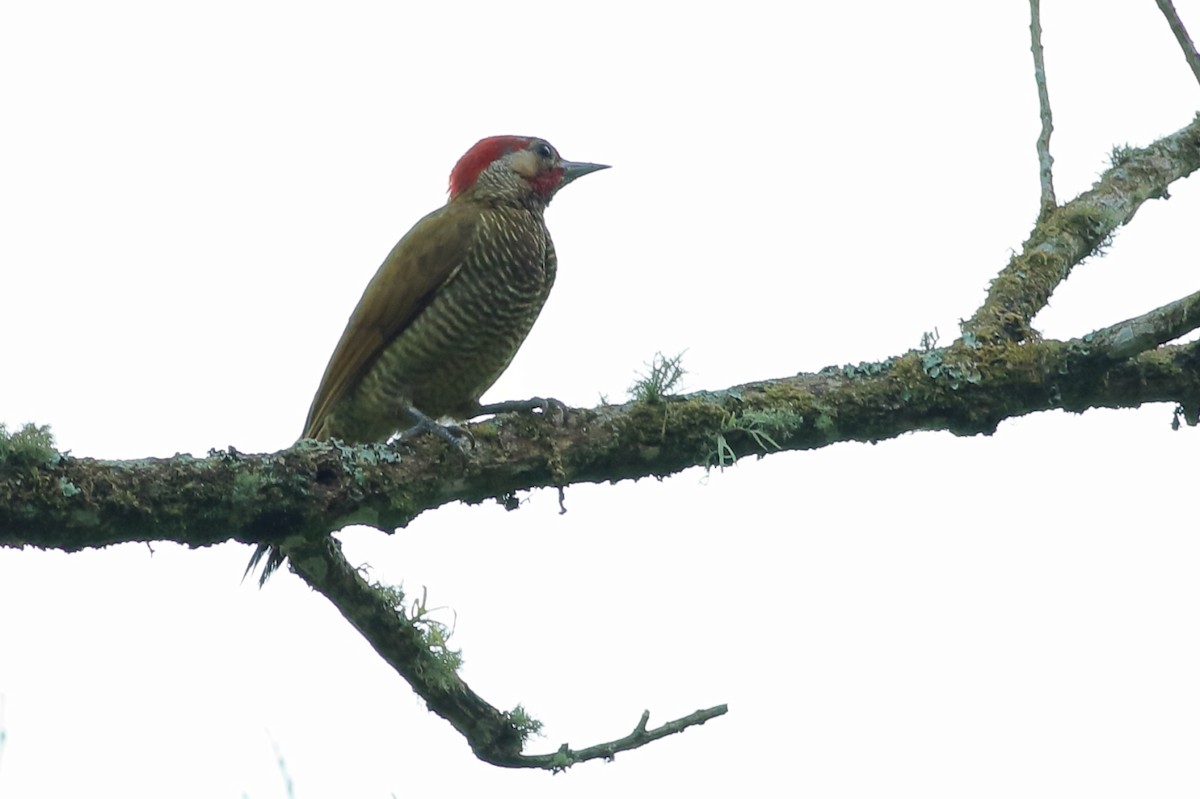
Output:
left=301, top=202, right=481, bottom=439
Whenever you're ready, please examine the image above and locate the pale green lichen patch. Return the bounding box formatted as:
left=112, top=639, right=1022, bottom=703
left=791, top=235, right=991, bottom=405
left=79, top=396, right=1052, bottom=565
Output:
left=920, top=346, right=982, bottom=389
left=352, top=443, right=404, bottom=466
left=841, top=359, right=894, bottom=380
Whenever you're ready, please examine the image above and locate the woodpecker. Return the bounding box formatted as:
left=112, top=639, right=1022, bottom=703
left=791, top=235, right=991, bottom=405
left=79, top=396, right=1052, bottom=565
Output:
left=247, top=136, right=608, bottom=583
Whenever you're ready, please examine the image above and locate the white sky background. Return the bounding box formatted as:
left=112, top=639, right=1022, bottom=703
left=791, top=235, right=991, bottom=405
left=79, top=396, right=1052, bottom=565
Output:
left=2, top=1, right=1199, bottom=796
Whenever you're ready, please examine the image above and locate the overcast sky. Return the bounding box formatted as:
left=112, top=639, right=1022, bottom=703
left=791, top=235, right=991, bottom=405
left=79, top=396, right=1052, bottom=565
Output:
left=2, top=1, right=1200, bottom=797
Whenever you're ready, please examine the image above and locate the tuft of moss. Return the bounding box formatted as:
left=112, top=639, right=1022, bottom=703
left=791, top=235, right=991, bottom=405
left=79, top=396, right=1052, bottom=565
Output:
left=628, top=351, right=687, bottom=403
left=0, top=423, right=58, bottom=470
left=1108, top=143, right=1137, bottom=168
left=388, top=583, right=464, bottom=674
left=709, top=408, right=805, bottom=468
left=505, top=705, right=544, bottom=742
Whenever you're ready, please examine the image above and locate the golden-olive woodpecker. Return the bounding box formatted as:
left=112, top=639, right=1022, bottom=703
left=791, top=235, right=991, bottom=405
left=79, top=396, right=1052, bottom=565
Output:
left=248, top=136, right=608, bottom=582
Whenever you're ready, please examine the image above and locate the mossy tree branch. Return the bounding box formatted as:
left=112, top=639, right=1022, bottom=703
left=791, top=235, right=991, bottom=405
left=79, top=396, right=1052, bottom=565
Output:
left=5, top=291, right=1199, bottom=765
left=962, top=115, right=1200, bottom=343
left=284, top=534, right=727, bottom=768
left=3, top=58, right=1200, bottom=767
left=5, top=330, right=1199, bottom=558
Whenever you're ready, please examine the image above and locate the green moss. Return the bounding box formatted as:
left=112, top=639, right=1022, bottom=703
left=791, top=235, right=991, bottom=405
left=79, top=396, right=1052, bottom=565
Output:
left=709, top=407, right=806, bottom=467
left=402, top=584, right=464, bottom=674
left=628, top=351, right=686, bottom=403
left=760, top=381, right=819, bottom=414
left=0, top=423, right=58, bottom=471
left=505, top=705, right=544, bottom=743
left=368, top=579, right=466, bottom=684
left=811, top=407, right=837, bottom=435
left=1109, top=143, right=1137, bottom=168
left=374, top=581, right=406, bottom=609
left=1056, top=203, right=1120, bottom=253
left=467, top=421, right=502, bottom=444
left=229, top=469, right=264, bottom=504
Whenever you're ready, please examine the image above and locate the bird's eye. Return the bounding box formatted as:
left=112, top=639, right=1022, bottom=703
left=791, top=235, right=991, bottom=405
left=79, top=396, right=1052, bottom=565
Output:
left=534, top=142, right=554, bottom=160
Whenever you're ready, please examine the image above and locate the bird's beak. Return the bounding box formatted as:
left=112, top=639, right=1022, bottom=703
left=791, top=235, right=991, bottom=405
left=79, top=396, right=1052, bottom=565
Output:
left=559, top=160, right=610, bottom=187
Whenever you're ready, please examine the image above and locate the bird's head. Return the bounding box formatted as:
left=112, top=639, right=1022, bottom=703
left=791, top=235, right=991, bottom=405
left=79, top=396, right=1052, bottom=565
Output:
left=448, top=136, right=608, bottom=208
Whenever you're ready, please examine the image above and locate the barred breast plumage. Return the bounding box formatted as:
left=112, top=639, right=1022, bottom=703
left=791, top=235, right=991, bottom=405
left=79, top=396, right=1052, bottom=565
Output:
left=314, top=205, right=557, bottom=443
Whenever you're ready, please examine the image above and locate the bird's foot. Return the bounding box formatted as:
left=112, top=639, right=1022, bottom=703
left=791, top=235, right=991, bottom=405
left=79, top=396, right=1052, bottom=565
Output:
left=393, top=406, right=474, bottom=449
left=474, top=396, right=567, bottom=422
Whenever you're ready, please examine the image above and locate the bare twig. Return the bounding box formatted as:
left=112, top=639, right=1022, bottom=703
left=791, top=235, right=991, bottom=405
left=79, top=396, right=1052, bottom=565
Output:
left=1155, top=0, right=1200, bottom=87
left=520, top=707, right=729, bottom=772
left=1030, top=0, right=1057, bottom=217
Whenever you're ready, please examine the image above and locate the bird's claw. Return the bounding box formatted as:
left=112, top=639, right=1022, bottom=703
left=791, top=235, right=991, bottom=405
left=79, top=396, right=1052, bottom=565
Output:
left=533, top=396, right=567, bottom=420
left=393, top=406, right=474, bottom=450
left=475, top=396, right=567, bottom=422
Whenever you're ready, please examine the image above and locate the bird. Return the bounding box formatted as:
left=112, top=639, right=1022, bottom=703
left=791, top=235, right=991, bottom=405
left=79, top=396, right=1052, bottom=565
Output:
left=247, top=135, right=608, bottom=583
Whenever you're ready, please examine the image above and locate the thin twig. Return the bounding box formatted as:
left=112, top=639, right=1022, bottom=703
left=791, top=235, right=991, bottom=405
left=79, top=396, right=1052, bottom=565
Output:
left=1030, top=0, right=1057, bottom=217
left=516, top=706, right=730, bottom=772
left=1155, top=0, right=1200, bottom=87
left=1073, top=288, right=1200, bottom=360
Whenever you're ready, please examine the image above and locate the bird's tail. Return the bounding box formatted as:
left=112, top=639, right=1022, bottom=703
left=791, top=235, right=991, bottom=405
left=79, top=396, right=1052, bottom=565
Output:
left=243, top=543, right=286, bottom=587
left=245, top=428, right=312, bottom=586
